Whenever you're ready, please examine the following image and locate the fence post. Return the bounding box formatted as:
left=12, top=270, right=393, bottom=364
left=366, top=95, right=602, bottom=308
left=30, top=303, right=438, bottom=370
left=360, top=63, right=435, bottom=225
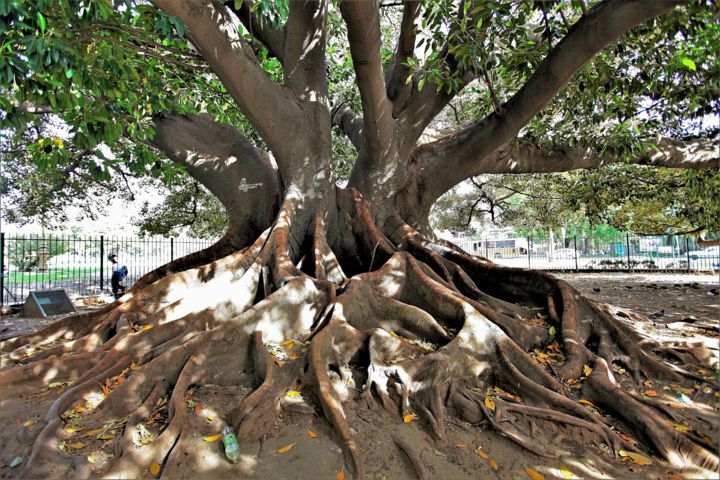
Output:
left=625, top=233, right=631, bottom=271
left=485, top=239, right=488, bottom=259
left=0, top=232, right=4, bottom=306
left=573, top=235, right=578, bottom=272
left=527, top=235, right=531, bottom=269
left=170, top=237, right=174, bottom=262
left=100, top=235, right=104, bottom=290
left=685, top=236, right=691, bottom=273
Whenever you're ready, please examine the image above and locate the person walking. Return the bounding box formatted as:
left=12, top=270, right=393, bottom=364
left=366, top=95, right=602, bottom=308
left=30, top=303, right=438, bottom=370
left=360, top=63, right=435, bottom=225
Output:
left=108, top=253, right=128, bottom=299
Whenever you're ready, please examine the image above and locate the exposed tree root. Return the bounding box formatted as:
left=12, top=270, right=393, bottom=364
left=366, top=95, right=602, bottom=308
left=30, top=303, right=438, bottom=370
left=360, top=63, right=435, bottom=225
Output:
left=2, top=191, right=718, bottom=478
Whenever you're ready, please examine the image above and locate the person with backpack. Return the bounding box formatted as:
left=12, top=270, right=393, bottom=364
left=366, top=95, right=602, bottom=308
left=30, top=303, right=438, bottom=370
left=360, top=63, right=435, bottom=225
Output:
left=108, top=254, right=128, bottom=299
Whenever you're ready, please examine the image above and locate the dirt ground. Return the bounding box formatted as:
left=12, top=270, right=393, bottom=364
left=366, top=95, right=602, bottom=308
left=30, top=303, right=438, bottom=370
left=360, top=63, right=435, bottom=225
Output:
left=0, top=273, right=718, bottom=479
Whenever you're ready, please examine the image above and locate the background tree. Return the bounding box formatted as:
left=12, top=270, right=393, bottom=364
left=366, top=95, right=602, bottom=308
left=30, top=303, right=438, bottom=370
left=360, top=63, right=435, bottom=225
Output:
left=1, top=1, right=718, bottom=478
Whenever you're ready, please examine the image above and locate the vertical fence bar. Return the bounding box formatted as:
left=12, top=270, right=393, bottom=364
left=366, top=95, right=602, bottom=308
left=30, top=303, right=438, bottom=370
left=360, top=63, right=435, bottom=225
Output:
left=685, top=236, right=691, bottom=273
left=0, top=232, right=4, bottom=306
left=527, top=235, right=531, bottom=269
left=170, top=237, right=174, bottom=262
left=573, top=235, right=578, bottom=272
left=625, top=233, right=631, bottom=271
left=100, top=235, right=105, bottom=291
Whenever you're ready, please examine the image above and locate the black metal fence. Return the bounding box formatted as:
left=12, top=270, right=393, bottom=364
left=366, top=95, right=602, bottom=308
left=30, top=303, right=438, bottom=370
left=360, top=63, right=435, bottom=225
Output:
left=0, top=233, right=215, bottom=306
left=449, top=233, right=720, bottom=273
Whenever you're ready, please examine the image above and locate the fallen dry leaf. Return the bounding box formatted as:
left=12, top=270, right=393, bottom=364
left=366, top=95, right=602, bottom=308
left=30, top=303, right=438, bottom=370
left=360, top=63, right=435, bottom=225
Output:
left=142, top=325, right=153, bottom=331
left=583, top=364, right=593, bottom=377
left=23, top=420, right=34, bottom=428
left=619, top=450, right=652, bottom=465
left=559, top=464, right=575, bottom=479
left=66, top=442, right=86, bottom=449
left=203, top=434, right=222, bottom=442
left=488, top=458, right=498, bottom=470
left=149, top=462, right=161, bottom=477
left=456, top=443, right=467, bottom=448
left=403, top=413, right=417, bottom=423
left=671, top=422, right=691, bottom=432
left=286, top=390, right=301, bottom=397
left=578, top=399, right=597, bottom=408
left=618, top=433, right=637, bottom=445
left=336, top=470, right=345, bottom=480
left=194, top=404, right=203, bottom=414
left=525, top=466, right=545, bottom=480
left=476, top=448, right=489, bottom=459
left=643, top=390, right=657, bottom=397
left=308, top=430, right=318, bottom=438
left=82, top=428, right=104, bottom=437
left=130, top=362, right=140, bottom=371
left=277, top=443, right=296, bottom=454
left=548, top=326, right=556, bottom=336
left=484, top=396, right=495, bottom=411
left=73, top=406, right=85, bottom=413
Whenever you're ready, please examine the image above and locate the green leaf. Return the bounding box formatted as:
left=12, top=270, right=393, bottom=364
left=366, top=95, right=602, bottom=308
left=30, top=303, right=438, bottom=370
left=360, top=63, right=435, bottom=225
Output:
left=680, top=57, right=696, bottom=71
left=37, top=12, right=46, bottom=34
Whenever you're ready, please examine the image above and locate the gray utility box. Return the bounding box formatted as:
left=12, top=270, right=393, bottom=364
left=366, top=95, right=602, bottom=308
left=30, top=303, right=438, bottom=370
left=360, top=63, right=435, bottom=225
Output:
left=24, top=289, right=76, bottom=318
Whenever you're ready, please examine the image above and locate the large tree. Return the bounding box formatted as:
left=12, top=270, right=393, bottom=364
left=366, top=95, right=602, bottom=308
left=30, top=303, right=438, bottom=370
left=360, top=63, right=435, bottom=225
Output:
left=1, top=1, right=718, bottom=478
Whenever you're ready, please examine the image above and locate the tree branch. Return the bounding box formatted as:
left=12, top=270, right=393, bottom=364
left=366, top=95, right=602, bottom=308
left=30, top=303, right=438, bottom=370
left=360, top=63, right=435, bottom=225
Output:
left=340, top=0, right=395, bottom=159
left=226, top=0, right=287, bottom=62
left=414, top=0, right=683, bottom=201
left=152, top=0, right=301, bottom=165
left=331, top=102, right=364, bottom=151
left=282, top=0, right=329, bottom=94
left=411, top=135, right=718, bottom=214
left=385, top=1, right=421, bottom=107
left=395, top=0, right=488, bottom=152
left=150, top=114, right=281, bottom=244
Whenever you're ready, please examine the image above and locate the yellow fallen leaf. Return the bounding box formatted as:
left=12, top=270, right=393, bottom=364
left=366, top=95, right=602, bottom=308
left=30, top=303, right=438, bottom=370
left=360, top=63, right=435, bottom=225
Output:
left=643, top=390, right=657, bottom=397
left=203, top=434, right=222, bottom=442
left=307, top=430, right=318, bottom=438
left=583, top=364, right=593, bottom=377
left=149, top=462, right=161, bottom=477
left=286, top=390, right=301, bottom=397
left=578, top=399, right=597, bottom=408
left=403, top=413, right=417, bottom=423
left=619, top=450, right=652, bottom=465
left=82, top=429, right=104, bottom=437
left=142, top=325, right=153, bottom=331
left=559, top=464, right=575, bottom=479
left=65, top=427, right=77, bottom=434
left=336, top=470, right=345, bottom=480
left=548, top=326, right=556, bottom=336
left=456, top=443, right=467, bottom=448
left=476, top=448, right=489, bottom=459
left=130, top=362, right=140, bottom=371
left=525, top=466, right=545, bottom=480
left=98, top=434, right=115, bottom=440
left=484, top=396, right=495, bottom=411
left=23, top=420, right=34, bottom=428
left=66, top=442, right=86, bottom=449
left=671, top=422, right=691, bottom=432
left=277, top=443, right=296, bottom=454
left=73, top=406, right=85, bottom=413
left=206, top=415, right=215, bottom=422
left=488, top=458, right=498, bottom=470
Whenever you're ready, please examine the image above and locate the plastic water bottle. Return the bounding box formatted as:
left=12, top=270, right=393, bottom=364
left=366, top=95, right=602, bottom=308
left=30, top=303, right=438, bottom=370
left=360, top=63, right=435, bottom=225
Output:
left=222, top=425, right=240, bottom=463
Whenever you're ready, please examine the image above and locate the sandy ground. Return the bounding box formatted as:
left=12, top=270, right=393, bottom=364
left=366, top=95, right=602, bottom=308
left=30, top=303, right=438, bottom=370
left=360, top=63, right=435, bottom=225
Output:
left=0, top=273, right=718, bottom=479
